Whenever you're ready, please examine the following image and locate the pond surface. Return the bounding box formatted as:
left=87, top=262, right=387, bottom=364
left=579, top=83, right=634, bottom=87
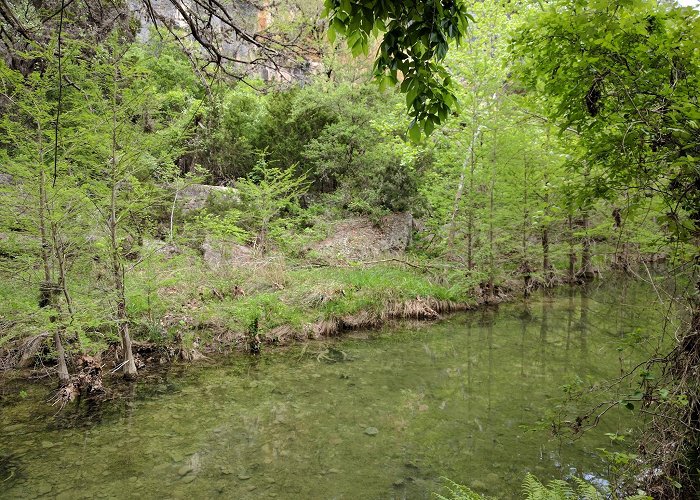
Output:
left=0, top=280, right=670, bottom=499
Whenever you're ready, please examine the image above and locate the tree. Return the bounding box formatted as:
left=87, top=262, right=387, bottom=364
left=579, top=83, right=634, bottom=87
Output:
left=73, top=33, right=183, bottom=379
left=0, top=42, right=87, bottom=384
left=196, top=158, right=309, bottom=255
left=238, top=159, right=309, bottom=255
left=512, top=0, right=700, bottom=494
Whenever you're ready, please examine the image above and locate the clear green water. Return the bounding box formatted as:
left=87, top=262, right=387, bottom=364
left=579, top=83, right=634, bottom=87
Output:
left=0, top=281, right=669, bottom=499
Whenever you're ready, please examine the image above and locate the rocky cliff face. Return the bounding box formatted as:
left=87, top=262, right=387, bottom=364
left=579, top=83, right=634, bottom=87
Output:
left=127, top=0, right=315, bottom=82
left=1, top=1, right=316, bottom=82
left=129, top=0, right=258, bottom=58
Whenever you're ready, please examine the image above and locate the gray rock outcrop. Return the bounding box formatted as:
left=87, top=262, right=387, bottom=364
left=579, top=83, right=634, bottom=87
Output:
left=201, top=236, right=253, bottom=269
left=313, top=212, right=414, bottom=260
left=178, top=184, right=239, bottom=213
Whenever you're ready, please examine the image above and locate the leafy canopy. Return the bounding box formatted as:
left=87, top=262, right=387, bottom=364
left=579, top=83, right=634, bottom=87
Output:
left=323, top=0, right=472, bottom=140
left=511, top=0, right=700, bottom=240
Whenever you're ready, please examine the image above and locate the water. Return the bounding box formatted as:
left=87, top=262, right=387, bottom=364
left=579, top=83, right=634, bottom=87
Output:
left=0, top=280, right=671, bottom=499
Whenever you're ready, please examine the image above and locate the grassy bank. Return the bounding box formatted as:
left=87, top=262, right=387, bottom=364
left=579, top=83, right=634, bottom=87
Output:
left=121, top=252, right=488, bottom=359
left=0, top=244, right=482, bottom=371
left=1, top=227, right=662, bottom=377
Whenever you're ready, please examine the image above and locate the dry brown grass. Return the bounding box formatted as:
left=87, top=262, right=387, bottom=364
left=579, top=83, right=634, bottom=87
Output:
left=383, top=297, right=471, bottom=320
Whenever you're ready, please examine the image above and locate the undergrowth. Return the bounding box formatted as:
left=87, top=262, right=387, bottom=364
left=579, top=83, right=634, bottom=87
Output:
left=435, top=474, right=652, bottom=500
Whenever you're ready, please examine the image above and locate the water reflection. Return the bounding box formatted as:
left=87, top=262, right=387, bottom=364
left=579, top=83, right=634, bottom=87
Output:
left=0, top=280, right=673, bottom=499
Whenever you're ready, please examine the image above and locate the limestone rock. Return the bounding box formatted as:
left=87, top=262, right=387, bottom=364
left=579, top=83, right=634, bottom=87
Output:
left=143, top=239, right=182, bottom=259
left=200, top=237, right=253, bottom=270
left=313, top=212, right=414, bottom=260
left=177, top=184, right=239, bottom=213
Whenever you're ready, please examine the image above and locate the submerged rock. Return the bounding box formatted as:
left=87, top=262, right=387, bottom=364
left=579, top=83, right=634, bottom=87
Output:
left=35, top=482, right=52, bottom=495
left=177, top=464, right=194, bottom=477
left=3, top=424, right=25, bottom=434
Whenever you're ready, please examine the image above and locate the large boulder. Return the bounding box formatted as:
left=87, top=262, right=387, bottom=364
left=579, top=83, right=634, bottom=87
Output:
left=313, top=213, right=414, bottom=260
left=200, top=236, right=253, bottom=270
left=178, top=184, right=239, bottom=213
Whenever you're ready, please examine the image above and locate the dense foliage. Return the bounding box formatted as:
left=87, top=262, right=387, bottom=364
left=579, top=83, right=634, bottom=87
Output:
left=513, top=1, right=700, bottom=495
left=1, top=0, right=698, bottom=497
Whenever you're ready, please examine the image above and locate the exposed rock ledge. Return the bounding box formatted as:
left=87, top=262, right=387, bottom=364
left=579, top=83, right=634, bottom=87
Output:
left=313, top=212, right=414, bottom=260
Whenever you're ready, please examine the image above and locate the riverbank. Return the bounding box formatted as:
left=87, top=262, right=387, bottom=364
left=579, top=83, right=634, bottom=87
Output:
left=0, top=223, right=659, bottom=389
left=0, top=280, right=665, bottom=499
left=3, top=234, right=664, bottom=388
left=2, top=253, right=512, bottom=383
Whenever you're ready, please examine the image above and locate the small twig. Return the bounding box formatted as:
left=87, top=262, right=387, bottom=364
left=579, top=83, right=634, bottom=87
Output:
left=110, top=359, right=129, bottom=373
left=52, top=0, right=65, bottom=188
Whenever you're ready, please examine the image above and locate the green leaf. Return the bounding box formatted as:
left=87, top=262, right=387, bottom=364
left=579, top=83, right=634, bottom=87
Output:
left=406, top=85, right=420, bottom=107
left=424, top=117, right=435, bottom=136
left=408, top=122, right=421, bottom=143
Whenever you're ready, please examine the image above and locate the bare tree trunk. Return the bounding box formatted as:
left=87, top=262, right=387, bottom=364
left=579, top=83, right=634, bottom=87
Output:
left=580, top=211, right=594, bottom=281
left=38, top=124, right=69, bottom=385
left=52, top=225, right=74, bottom=317
left=542, top=169, right=553, bottom=285
left=542, top=223, right=551, bottom=283
left=487, top=134, right=496, bottom=299
left=169, top=187, right=179, bottom=243
left=50, top=223, right=73, bottom=385
left=522, top=155, right=532, bottom=297
left=578, top=166, right=595, bottom=281
left=110, top=64, right=137, bottom=380
left=447, top=125, right=482, bottom=262
left=568, top=213, right=576, bottom=282
left=39, top=163, right=54, bottom=306
left=53, top=329, right=69, bottom=384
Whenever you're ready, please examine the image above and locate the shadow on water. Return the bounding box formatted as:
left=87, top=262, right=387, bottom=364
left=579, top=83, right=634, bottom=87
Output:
left=0, top=279, right=677, bottom=499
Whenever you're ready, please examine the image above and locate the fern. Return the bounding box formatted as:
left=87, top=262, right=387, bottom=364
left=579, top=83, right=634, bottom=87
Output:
left=436, top=474, right=653, bottom=500
left=572, top=477, right=604, bottom=499
left=522, top=473, right=655, bottom=500
left=434, top=477, right=488, bottom=500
